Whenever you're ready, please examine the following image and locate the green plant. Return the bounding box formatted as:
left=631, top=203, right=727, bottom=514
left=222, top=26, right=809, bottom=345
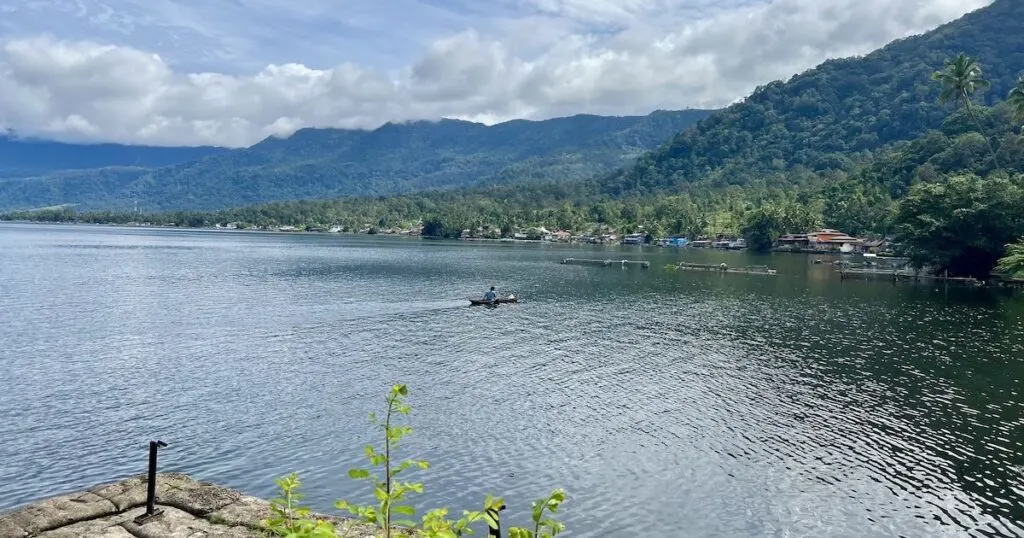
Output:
left=266, top=473, right=338, bottom=538
left=507, top=489, right=567, bottom=538
left=336, top=384, right=429, bottom=536
left=269, top=385, right=568, bottom=538
left=996, top=238, right=1024, bottom=277
left=418, top=507, right=483, bottom=538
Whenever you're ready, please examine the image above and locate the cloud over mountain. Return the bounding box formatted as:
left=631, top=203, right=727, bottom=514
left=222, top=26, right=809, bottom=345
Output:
left=0, top=0, right=991, bottom=147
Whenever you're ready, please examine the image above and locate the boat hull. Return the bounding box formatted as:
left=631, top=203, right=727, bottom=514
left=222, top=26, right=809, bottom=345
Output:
left=469, top=297, right=518, bottom=306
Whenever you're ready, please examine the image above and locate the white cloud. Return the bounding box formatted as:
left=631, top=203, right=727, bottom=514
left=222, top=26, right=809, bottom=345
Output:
left=0, top=0, right=994, bottom=147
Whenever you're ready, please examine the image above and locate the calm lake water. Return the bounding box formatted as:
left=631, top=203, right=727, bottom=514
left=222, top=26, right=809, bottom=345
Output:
left=1, top=223, right=1022, bottom=537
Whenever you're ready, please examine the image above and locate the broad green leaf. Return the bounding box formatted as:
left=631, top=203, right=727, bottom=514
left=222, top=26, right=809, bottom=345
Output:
left=393, top=505, right=416, bottom=516
left=348, top=468, right=370, bottom=479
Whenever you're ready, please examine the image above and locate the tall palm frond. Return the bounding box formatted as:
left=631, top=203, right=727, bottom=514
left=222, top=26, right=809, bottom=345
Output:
left=933, top=53, right=991, bottom=104
left=932, top=53, right=999, bottom=167
left=1008, top=75, right=1024, bottom=121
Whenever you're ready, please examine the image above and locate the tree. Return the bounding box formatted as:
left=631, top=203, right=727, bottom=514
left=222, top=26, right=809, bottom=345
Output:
left=995, top=239, right=1024, bottom=277
left=932, top=53, right=1000, bottom=167
left=500, top=219, right=515, bottom=238
left=741, top=206, right=785, bottom=252
left=822, top=179, right=892, bottom=236
left=421, top=216, right=448, bottom=238
left=645, top=221, right=665, bottom=241
left=1008, top=75, right=1024, bottom=123
left=893, top=174, right=1024, bottom=278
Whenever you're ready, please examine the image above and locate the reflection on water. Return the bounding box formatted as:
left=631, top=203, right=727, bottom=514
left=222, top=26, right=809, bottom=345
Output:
left=0, top=224, right=1021, bottom=537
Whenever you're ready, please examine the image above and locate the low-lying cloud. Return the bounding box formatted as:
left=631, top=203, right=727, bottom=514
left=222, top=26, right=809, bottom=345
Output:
left=0, top=0, right=992, bottom=147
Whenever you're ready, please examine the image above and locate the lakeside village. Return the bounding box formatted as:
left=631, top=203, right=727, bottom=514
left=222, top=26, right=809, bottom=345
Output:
left=213, top=221, right=1019, bottom=286
left=222, top=221, right=887, bottom=255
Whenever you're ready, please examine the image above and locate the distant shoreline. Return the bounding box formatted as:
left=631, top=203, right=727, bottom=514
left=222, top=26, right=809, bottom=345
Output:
left=0, top=221, right=881, bottom=254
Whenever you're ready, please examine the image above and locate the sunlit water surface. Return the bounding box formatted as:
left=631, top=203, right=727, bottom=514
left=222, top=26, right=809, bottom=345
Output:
left=1, top=224, right=1022, bottom=537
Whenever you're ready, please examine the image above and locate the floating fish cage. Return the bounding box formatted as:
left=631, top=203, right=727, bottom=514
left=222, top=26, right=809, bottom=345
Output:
left=838, top=268, right=982, bottom=285
left=670, top=262, right=777, bottom=275
left=560, top=258, right=651, bottom=269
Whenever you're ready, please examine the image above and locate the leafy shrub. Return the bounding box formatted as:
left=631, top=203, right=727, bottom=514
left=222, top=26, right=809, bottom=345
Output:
left=265, top=384, right=567, bottom=538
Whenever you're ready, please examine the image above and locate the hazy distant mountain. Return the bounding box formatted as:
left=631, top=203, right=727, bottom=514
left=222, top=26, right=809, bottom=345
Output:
left=0, top=135, right=227, bottom=180
left=0, top=109, right=713, bottom=211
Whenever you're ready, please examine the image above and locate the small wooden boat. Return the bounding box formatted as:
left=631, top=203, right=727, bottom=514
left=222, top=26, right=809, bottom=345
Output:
left=469, top=295, right=518, bottom=306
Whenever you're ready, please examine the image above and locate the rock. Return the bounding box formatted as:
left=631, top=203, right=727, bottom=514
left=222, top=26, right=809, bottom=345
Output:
left=333, top=518, right=385, bottom=538
left=89, top=476, right=147, bottom=512
left=121, top=506, right=264, bottom=538
left=5, top=492, right=116, bottom=535
left=160, top=483, right=241, bottom=516
left=34, top=507, right=140, bottom=538
left=88, top=473, right=240, bottom=516
left=0, top=473, right=378, bottom=537
left=208, top=496, right=272, bottom=529
left=155, top=473, right=201, bottom=491
left=55, top=528, right=133, bottom=538
left=0, top=516, right=28, bottom=538
left=209, top=496, right=380, bottom=537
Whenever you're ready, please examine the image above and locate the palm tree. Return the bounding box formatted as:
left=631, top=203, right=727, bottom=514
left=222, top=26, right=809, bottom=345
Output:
left=1008, top=75, right=1024, bottom=123
left=932, top=53, right=1000, bottom=167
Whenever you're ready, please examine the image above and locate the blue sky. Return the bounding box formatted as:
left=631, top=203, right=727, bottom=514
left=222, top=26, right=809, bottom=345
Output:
left=0, top=0, right=760, bottom=73
left=0, top=0, right=993, bottom=146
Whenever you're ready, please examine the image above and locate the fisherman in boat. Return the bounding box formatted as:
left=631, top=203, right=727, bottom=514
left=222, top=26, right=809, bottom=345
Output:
left=484, top=287, right=497, bottom=302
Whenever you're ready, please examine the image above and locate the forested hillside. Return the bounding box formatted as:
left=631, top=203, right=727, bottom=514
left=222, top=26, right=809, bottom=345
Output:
left=608, top=0, right=1023, bottom=195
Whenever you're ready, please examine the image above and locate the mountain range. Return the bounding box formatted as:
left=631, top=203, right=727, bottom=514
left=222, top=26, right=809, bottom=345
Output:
left=0, top=136, right=226, bottom=179
left=0, top=110, right=711, bottom=211
left=0, top=0, right=1021, bottom=215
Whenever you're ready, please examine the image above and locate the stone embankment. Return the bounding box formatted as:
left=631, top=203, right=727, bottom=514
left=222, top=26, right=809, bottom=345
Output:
left=0, top=473, right=377, bottom=538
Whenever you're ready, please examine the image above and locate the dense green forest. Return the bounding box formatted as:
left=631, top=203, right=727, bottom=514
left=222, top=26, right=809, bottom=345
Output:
left=0, top=109, right=711, bottom=212
left=606, top=0, right=1024, bottom=195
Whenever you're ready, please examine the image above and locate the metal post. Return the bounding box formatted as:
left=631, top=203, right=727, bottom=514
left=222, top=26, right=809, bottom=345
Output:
left=134, top=440, right=168, bottom=525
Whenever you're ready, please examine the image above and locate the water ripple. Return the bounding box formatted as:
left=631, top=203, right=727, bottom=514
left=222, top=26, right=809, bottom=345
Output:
left=0, top=224, right=1022, bottom=538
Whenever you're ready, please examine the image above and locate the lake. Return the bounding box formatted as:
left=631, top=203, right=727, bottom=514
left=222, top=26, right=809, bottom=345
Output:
left=0, top=223, right=1022, bottom=537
